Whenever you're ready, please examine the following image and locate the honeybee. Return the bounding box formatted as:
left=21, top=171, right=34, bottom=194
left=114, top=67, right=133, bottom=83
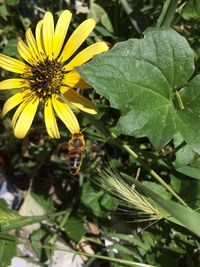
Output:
left=68, top=132, right=86, bottom=175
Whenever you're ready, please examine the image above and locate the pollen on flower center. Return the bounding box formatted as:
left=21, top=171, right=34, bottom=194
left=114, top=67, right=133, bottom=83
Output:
left=24, top=58, right=64, bottom=101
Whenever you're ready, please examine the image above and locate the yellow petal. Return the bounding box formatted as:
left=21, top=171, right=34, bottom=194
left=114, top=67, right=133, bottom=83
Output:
left=63, top=70, right=91, bottom=89
left=0, top=53, right=27, bottom=74
left=26, top=28, right=40, bottom=61
left=44, top=98, right=60, bottom=138
left=13, top=97, right=39, bottom=139
left=12, top=98, right=29, bottom=128
left=0, top=78, right=28, bottom=90
left=59, top=18, right=96, bottom=62
left=64, top=42, right=108, bottom=71
left=43, top=11, right=54, bottom=60
left=63, top=89, right=97, bottom=114
left=17, top=40, right=36, bottom=65
left=52, top=94, right=80, bottom=134
left=35, top=19, right=46, bottom=59
left=53, top=10, right=72, bottom=59
left=2, top=90, right=31, bottom=117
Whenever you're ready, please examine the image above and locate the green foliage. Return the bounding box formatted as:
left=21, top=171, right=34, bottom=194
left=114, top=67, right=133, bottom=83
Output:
left=78, top=27, right=199, bottom=150
left=88, top=2, right=114, bottom=33
left=64, top=216, right=86, bottom=242
left=182, top=0, right=200, bottom=20
left=0, top=233, right=17, bottom=267
left=139, top=180, right=200, bottom=237
left=81, top=181, right=118, bottom=217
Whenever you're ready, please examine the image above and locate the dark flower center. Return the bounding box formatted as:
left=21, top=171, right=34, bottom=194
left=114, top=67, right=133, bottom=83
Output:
left=24, top=58, right=65, bottom=101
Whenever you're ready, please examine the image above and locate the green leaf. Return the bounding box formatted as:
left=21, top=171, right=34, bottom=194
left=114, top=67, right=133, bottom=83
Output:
left=95, top=26, right=114, bottom=37
left=31, top=192, right=53, bottom=212
left=100, top=193, right=118, bottom=211
left=0, top=199, right=20, bottom=223
left=182, top=0, right=200, bottom=20
left=0, top=233, right=17, bottom=267
left=30, top=228, right=50, bottom=262
left=6, top=0, right=19, bottom=6
left=3, top=39, right=19, bottom=57
left=142, top=181, right=172, bottom=200
left=88, top=3, right=113, bottom=33
left=81, top=181, right=117, bottom=217
left=131, top=178, right=200, bottom=237
left=81, top=181, right=104, bottom=217
left=0, top=4, right=9, bottom=16
left=0, top=212, right=64, bottom=232
left=78, top=28, right=195, bottom=149
left=176, top=166, right=200, bottom=180
left=179, top=179, right=200, bottom=207
left=64, top=217, right=86, bottom=242
left=175, top=75, right=200, bottom=153
left=174, top=133, right=196, bottom=168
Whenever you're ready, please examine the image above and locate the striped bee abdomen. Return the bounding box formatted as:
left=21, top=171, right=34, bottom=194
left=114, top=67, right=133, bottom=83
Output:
left=68, top=150, right=83, bottom=175
left=67, top=132, right=86, bottom=175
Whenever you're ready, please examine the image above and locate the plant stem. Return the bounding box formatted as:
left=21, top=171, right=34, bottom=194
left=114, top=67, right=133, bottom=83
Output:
left=119, top=0, right=141, bottom=33
left=40, top=244, right=155, bottom=267
left=110, top=132, right=188, bottom=207
left=157, top=0, right=179, bottom=27
left=49, top=208, right=72, bottom=245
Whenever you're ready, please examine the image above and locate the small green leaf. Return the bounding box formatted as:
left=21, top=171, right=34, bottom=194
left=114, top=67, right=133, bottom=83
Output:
left=182, top=0, right=200, bottom=20
left=78, top=28, right=194, bottom=149
left=81, top=181, right=104, bottom=217
left=0, top=233, right=17, bottom=267
left=31, top=229, right=50, bottom=261
left=174, top=133, right=196, bottom=168
left=0, top=4, right=9, bottom=16
left=3, top=39, right=19, bottom=57
left=31, top=192, right=53, bottom=212
left=64, top=217, right=86, bottom=242
left=0, top=199, right=20, bottom=223
left=100, top=193, right=118, bottom=211
left=88, top=3, right=113, bottom=33
left=81, top=181, right=116, bottom=217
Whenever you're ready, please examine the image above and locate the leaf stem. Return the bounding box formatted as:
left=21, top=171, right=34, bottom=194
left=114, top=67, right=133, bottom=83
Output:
left=157, top=0, right=179, bottom=27
left=174, top=90, right=184, bottom=110
left=40, top=244, right=155, bottom=267
left=110, top=132, right=188, bottom=207
left=49, top=208, right=72, bottom=245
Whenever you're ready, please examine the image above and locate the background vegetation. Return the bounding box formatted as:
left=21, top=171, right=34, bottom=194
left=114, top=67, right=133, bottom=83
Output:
left=0, top=0, right=200, bottom=266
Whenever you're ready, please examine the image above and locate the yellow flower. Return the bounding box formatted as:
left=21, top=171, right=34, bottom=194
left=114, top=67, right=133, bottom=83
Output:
left=0, top=10, right=108, bottom=138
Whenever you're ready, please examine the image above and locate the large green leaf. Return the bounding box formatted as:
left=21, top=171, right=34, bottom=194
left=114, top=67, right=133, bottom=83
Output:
left=78, top=28, right=200, bottom=150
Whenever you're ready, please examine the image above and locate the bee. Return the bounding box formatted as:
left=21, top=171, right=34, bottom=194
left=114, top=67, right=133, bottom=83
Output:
left=68, top=132, right=86, bottom=175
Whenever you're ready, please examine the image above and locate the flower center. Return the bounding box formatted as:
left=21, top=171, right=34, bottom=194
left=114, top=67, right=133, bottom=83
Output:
left=24, top=58, right=65, bottom=101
